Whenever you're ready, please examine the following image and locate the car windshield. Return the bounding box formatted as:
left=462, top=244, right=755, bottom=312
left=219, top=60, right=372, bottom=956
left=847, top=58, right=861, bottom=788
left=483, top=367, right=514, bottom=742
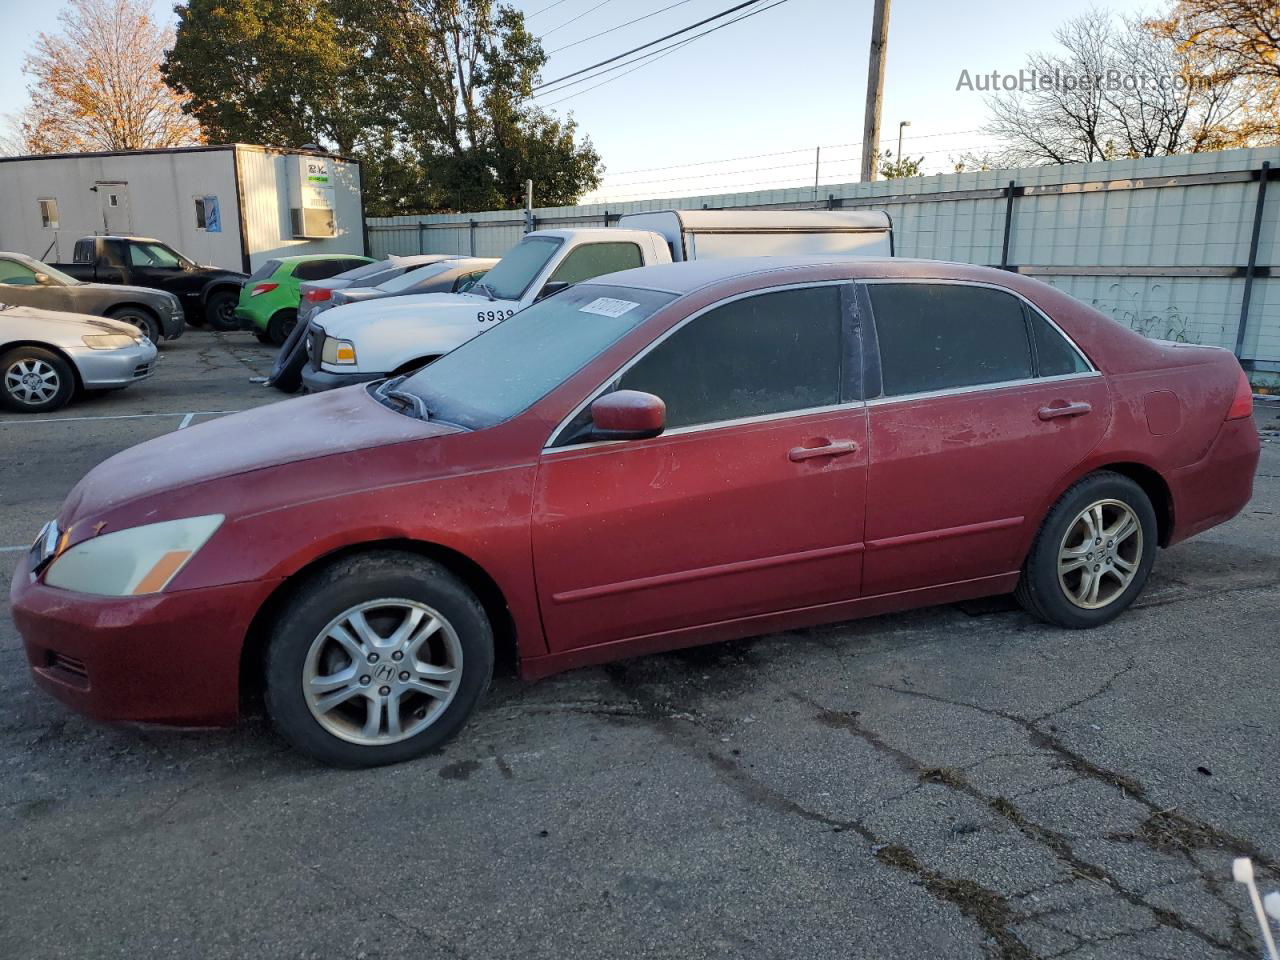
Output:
left=377, top=262, right=452, bottom=293
left=399, top=283, right=675, bottom=430
left=26, top=258, right=81, bottom=286
left=473, top=237, right=561, bottom=301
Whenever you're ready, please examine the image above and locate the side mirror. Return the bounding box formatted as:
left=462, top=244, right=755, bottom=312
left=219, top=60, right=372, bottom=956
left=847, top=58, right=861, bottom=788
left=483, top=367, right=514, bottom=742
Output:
left=536, top=280, right=570, bottom=302
left=590, top=390, right=666, bottom=441
left=34, top=272, right=51, bottom=285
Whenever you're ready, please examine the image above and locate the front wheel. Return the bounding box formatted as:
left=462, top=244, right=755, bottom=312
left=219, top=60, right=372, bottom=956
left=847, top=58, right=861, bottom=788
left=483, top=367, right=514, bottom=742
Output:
left=205, top=290, right=239, bottom=332
left=264, top=551, right=494, bottom=767
left=108, top=307, right=161, bottom=344
left=1016, top=471, right=1157, bottom=628
left=1, top=346, right=75, bottom=413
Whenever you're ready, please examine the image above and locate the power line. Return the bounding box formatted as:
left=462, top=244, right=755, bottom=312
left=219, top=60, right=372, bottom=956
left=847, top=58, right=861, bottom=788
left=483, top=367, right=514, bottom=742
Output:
left=547, top=0, right=699, bottom=54
left=533, top=0, right=772, bottom=93
left=543, top=0, right=619, bottom=37
left=537, top=0, right=790, bottom=101
left=526, top=0, right=574, bottom=19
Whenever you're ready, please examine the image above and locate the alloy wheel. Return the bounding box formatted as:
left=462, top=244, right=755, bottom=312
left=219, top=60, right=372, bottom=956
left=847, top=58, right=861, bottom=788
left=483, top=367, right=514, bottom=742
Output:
left=1057, top=498, right=1143, bottom=609
left=4, top=358, right=61, bottom=406
left=302, top=599, right=464, bottom=746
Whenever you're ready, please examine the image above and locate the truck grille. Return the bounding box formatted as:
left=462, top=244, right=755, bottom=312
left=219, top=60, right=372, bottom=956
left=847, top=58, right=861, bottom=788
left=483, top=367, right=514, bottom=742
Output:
left=307, top=324, right=324, bottom=371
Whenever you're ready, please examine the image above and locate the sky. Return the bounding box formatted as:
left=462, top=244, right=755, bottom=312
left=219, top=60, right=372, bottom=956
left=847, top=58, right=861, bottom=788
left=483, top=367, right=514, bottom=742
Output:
left=0, top=0, right=1156, bottom=204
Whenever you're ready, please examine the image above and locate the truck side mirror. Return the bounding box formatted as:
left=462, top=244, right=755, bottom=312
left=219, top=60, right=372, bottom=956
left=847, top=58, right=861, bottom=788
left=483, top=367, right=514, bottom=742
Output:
left=590, top=390, right=666, bottom=441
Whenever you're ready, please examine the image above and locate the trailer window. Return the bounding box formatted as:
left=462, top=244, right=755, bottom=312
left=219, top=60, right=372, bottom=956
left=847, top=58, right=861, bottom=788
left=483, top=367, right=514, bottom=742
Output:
left=38, top=198, right=59, bottom=229
left=194, top=198, right=207, bottom=229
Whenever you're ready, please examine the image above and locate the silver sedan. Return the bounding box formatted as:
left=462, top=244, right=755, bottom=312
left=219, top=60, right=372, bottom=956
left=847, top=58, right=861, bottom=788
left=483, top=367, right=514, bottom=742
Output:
left=1, top=302, right=157, bottom=413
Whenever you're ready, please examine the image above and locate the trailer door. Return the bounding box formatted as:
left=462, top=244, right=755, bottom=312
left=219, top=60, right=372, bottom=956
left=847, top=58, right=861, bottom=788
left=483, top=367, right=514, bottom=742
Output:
left=95, top=181, right=132, bottom=234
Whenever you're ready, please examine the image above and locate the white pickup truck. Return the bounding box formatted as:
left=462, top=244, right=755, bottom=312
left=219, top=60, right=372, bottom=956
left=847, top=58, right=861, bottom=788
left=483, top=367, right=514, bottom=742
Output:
left=301, top=209, right=893, bottom=392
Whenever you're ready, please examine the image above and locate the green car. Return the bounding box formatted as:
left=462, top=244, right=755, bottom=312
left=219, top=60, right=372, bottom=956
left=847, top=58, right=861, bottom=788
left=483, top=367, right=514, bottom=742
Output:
left=235, top=254, right=374, bottom=345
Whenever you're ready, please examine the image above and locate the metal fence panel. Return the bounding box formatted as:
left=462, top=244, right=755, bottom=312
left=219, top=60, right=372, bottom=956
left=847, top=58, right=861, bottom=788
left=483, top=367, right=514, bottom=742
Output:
left=366, top=147, right=1280, bottom=371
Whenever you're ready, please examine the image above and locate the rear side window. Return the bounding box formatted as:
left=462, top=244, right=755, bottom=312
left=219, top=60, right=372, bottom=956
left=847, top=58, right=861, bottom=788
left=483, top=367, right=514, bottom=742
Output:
left=247, top=260, right=280, bottom=283
left=868, top=283, right=1033, bottom=397
left=293, top=259, right=361, bottom=281
left=617, top=285, right=843, bottom=430
left=1029, top=311, right=1090, bottom=376
left=549, top=243, right=644, bottom=286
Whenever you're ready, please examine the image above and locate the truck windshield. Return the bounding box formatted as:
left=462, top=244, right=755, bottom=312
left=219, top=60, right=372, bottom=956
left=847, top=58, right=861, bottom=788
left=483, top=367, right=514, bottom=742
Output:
left=398, top=283, right=675, bottom=430
left=473, top=237, right=561, bottom=301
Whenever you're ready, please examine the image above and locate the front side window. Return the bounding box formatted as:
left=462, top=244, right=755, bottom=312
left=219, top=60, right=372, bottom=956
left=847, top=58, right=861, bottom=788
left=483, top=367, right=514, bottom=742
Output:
left=615, top=285, right=843, bottom=431
left=477, top=237, right=562, bottom=301
left=128, top=241, right=183, bottom=268
left=0, top=259, right=39, bottom=285
left=548, top=243, right=644, bottom=286
left=868, top=283, right=1033, bottom=397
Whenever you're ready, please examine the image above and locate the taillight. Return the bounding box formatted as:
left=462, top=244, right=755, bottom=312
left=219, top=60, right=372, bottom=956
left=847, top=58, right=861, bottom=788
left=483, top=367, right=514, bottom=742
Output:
left=1226, top=367, right=1254, bottom=420
left=250, top=283, right=278, bottom=297
left=303, top=288, right=331, bottom=303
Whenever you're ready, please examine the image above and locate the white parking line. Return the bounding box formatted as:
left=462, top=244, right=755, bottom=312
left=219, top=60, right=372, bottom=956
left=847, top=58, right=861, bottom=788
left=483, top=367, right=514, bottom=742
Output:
left=0, top=546, right=28, bottom=553
left=0, top=409, right=244, bottom=426
left=178, top=413, right=195, bottom=429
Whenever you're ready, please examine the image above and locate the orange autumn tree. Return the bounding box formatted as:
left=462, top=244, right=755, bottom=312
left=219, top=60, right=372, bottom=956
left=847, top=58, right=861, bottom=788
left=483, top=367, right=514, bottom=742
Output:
left=21, top=0, right=202, bottom=153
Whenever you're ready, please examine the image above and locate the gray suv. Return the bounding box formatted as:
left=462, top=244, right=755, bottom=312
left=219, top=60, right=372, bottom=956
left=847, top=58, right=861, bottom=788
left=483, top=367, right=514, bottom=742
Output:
left=0, top=252, right=184, bottom=342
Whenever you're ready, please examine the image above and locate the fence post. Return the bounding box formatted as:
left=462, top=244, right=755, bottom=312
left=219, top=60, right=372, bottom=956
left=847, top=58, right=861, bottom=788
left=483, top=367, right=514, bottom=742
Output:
left=417, top=222, right=426, bottom=255
left=1235, top=160, right=1270, bottom=361
left=1000, top=180, right=1017, bottom=269
left=469, top=219, right=477, bottom=257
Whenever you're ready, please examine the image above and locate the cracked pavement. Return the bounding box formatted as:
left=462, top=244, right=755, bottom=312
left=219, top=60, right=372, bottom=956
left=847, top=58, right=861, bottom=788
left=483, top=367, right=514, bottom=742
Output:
left=2, top=332, right=1279, bottom=959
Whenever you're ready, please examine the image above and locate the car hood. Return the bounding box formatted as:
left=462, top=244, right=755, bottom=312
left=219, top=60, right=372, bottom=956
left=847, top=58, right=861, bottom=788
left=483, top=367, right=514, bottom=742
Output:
left=82, top=281, right=173, bottom=302
left=57, top=385, right=463, bottom=526
left=0, top=303, right=140, bottom=335
left=319, top=291, right=515, bottom=340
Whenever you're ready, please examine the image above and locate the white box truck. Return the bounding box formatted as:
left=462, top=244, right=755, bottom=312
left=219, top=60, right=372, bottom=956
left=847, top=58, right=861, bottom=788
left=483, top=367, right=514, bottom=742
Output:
left=301, top=209, right=893, bottom=393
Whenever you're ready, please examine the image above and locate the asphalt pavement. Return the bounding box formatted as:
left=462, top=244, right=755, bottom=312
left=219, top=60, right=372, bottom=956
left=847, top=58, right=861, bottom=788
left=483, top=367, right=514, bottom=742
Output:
left=2, top=330, right=1279, bottom=960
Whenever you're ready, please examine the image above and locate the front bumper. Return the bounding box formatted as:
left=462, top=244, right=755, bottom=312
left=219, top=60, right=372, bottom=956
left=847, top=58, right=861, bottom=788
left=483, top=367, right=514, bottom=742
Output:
left=68, top=340, right=158, bottom=389
left=9, top=552, right=281, bottom=727
left=301, top=365, right=384, bottom=393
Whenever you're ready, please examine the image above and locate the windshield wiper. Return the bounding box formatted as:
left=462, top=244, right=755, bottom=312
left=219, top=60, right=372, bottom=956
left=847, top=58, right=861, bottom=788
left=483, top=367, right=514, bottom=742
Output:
left=473, top=281, right=497, bottom=301
left=385, top=389, right=428, bottom=420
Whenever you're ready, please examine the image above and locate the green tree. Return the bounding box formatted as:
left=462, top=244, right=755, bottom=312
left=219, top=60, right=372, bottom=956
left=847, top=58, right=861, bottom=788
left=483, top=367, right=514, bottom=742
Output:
left=878, top=150, right=924, bottom=179
left=163, top=0, right=602, bottom=215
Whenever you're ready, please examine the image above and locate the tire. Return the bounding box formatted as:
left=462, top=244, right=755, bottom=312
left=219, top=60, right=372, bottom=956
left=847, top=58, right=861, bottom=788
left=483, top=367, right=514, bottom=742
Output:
left=107, top=306, right=161, bottom=344
left=266, top=309, right=297, bottom=346
left=1, top=346, right=76, bottom=413
left=255, top=330, right=274, bottom=345
left=263, top=551, right=494, bottom=768
left=205, top=290, right=240, bottom=332
left=1015, top=471, right=1158, bottom=629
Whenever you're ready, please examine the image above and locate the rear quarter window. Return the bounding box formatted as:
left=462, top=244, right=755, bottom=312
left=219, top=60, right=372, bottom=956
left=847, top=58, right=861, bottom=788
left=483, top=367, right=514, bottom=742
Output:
left=248, top=260, right=281, bottom=283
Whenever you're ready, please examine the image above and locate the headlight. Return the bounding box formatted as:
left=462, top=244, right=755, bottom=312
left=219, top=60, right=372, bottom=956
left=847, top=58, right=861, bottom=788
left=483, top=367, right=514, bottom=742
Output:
left=82, top=333, right=138, bottom=349
left=43, top=515, right=224, bottom=596
left=322, top=336, right=357, bottom=365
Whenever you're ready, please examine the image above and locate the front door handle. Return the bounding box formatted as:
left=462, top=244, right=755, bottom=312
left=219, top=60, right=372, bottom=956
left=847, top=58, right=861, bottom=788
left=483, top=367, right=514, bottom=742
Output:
left=789, top=440, right=859, bottom=462
left=1038, top=401, right=1092, bottom=420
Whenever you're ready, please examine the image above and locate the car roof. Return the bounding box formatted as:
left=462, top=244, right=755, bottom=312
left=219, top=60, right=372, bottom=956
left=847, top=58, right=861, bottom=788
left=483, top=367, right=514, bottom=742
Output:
left=275, top=254, right=373, bottom=265
left=587, top=256, right=1020, bottom=295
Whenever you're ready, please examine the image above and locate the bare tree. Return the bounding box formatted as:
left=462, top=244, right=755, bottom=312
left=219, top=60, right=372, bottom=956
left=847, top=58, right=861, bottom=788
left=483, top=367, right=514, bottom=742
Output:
left=981, top=8, right=1263, bottom=166
left=21, top=0, right=202, bottom=153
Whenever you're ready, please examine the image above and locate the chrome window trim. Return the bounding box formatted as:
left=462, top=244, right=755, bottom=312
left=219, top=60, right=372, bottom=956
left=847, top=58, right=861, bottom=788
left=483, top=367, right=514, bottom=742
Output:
left=859, top=276, right=1098, bottom=376
left=543, top=276, right=1104, bottom=454
left=543, top=278, right=853, bottom=452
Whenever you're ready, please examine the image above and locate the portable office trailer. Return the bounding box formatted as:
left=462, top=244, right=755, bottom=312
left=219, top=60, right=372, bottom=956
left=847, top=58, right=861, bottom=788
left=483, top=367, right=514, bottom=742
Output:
left=615, top=209, right=895, bottom=261
left=0, top=145, right=366, bottom=273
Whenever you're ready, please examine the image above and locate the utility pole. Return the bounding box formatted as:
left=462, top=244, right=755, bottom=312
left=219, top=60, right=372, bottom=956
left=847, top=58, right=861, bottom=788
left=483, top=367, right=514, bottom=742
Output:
left=859, top=0, right=891, bottom=183
left=523, top=179, right=534, bottom=234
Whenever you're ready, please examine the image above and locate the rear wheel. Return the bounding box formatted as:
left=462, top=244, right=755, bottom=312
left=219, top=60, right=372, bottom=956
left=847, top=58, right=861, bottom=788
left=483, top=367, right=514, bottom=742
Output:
left=107, top=306, right=161, bottom=343
left=1016, top=471, right=1157, bottom=628
left=1, top=346, right=75, bottom=413
left=266, top=309, right=297, bottom=346
left=205, top=290, right=239, bottom=332
left=264, top=551, right=494, bottom=767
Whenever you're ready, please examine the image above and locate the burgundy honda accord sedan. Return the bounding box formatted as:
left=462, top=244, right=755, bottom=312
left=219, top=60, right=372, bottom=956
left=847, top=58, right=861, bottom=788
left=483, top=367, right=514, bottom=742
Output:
left=11, top=257, right=1259, bottom=766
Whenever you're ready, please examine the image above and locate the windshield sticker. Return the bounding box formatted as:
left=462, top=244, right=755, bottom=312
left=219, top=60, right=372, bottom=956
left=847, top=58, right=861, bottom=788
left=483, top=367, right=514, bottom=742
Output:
left=579, top=297, right=640, bottom=318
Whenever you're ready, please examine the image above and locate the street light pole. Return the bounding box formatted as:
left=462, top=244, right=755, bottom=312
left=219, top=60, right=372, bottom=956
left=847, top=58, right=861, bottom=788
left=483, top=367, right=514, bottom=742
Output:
left=897, top=120, right=911, bottom=163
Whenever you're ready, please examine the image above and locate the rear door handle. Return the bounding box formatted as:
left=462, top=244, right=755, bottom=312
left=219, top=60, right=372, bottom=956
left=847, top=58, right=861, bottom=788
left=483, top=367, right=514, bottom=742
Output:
left=1038, top=401, right=1092, bottom=420
left=789, top=440, right=859, bottom=462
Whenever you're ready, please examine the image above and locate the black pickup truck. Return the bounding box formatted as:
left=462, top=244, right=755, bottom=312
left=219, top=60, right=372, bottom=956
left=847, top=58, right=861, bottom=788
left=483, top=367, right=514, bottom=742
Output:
left=52, top=236, right=247, bottom=331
